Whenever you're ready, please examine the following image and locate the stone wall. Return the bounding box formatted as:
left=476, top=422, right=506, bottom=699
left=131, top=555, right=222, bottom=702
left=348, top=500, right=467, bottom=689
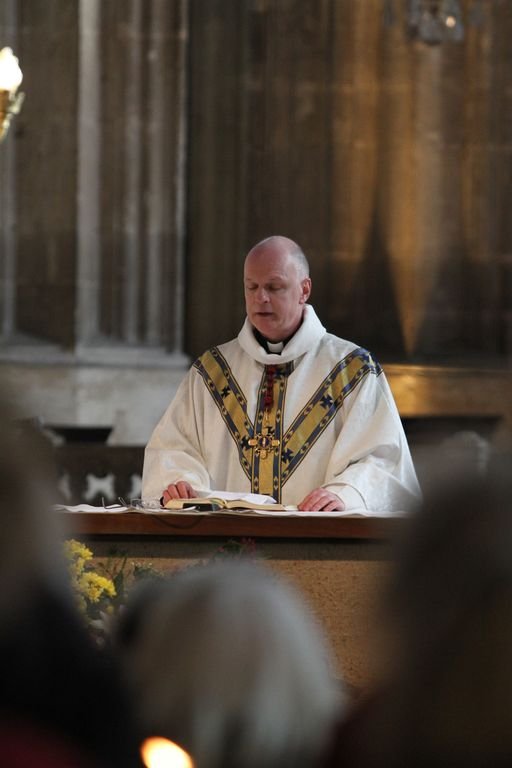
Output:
left=1, top=1, right=511, bottom=447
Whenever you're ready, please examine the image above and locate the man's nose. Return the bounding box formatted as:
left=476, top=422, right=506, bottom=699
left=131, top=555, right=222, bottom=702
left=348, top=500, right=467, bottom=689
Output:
left=255, top=287, right=269, bottom=302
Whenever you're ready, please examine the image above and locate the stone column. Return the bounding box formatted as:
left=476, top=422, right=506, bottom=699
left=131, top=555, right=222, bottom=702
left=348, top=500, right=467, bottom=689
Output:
left=75, top=0, right=189, bottom=362
left=76, top=0, right=101, bottom=346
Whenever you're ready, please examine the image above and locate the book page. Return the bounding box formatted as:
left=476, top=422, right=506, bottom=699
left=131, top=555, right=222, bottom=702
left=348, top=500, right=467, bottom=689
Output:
left=200, top=490, right=279, bottom=505
left=163, top=495, right=293, bottom=512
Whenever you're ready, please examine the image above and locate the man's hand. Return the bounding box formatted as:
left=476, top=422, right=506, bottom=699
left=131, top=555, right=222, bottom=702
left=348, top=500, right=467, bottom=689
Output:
left=298, top=488, right=345, bottom=512
left=161, top=481, right=197, bottom=505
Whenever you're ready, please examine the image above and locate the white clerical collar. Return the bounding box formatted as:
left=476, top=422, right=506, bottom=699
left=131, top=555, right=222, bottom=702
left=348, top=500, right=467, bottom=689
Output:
left=238, top=305, right=327, bottom=365
left=267, top=340, right=284, bottom=354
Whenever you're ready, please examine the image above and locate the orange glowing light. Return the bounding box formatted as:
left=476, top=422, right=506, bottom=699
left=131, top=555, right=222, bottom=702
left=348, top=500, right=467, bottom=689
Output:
left=140, top=736, right=194, bottom=768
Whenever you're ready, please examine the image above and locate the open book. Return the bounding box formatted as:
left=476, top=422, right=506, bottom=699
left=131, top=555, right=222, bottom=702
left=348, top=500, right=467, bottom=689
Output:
left=163, top=490, right=291, bottom=512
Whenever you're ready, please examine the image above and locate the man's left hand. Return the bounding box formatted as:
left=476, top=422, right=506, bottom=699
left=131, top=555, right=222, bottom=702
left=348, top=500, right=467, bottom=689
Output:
left=298, top=488, right=345, bottom=512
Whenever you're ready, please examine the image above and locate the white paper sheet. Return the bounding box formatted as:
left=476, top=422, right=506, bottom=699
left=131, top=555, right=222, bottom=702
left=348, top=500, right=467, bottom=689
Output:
left=54, top=503, right=129, bottom=513
left=55, top=502, right=401, bottom=518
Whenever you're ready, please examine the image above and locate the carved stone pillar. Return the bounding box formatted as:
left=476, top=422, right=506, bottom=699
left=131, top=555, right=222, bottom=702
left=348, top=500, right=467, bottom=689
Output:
left=78, top=0, right=189, bottom=362
left=0, top=0, right=190, bottom=447
left=77, top=0, right=101, bottom=346
left=1, top=0, right=189, bottom=364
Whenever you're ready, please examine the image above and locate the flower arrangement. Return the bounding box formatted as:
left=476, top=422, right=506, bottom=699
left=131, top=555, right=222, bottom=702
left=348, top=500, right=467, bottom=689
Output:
left=64, top=537, right=260, bottom=641
left=63, top=538, right=163, bottom=642
left=63, top=539, right=117, bottom=619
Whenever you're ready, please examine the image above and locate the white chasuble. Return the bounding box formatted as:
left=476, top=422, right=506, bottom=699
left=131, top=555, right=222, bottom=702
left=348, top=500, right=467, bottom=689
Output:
left=142, top=306, right=422, bottom=513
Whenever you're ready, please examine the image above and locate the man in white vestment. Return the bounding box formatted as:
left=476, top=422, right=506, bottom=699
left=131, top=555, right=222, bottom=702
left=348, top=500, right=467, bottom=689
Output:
left=142, top=236, right=422, bottom=513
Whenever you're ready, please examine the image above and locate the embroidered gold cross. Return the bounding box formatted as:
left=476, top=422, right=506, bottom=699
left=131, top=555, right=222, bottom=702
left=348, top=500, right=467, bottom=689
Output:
left=248, top=427, right=280, bottom=459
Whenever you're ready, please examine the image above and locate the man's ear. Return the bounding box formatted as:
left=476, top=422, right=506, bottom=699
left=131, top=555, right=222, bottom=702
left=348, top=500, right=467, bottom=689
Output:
left=300, top=277, right=312, bottom=303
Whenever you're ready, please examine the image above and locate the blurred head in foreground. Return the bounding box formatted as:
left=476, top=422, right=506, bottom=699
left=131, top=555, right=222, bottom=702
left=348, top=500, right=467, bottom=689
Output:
left=115, top=559, right=343, bottom=768
left=341, top=447, right=512, bottom=768
left=0, top=389, right=66, bottom=614
left=0, top=384, right=141, bottom=768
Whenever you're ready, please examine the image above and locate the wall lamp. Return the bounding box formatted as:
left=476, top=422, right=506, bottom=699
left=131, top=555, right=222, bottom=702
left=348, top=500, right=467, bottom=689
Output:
left=0, top=47, right=24, bottom=143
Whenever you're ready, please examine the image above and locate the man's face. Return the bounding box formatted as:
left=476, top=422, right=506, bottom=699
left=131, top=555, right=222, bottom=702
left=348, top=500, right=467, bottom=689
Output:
left=244, top=246, right=311, bottom=342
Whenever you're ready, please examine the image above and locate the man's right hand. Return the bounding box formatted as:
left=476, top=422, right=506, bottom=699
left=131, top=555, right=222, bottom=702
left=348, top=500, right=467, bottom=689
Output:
left=161, top=481, right=197, bottom=505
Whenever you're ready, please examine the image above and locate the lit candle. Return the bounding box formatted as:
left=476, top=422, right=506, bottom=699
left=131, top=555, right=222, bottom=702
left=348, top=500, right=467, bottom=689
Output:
left=140, top=736, right=194, bottom=768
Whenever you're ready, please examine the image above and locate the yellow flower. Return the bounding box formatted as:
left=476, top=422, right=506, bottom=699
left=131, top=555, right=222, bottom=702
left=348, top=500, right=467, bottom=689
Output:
left=63, top=538, right=164, bottom=641
left=77, top=571, right=116, bottom=604
left=63, top=539, right=94, bottom=580
left=63, top=538, right=93, bottom=563
left=63, top=539, right=116, bottom=622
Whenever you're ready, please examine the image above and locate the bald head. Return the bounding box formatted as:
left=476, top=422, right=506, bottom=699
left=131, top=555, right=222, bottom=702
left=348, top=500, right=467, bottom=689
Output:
left=245, top=236, right=310, bottom=279
left=243, top=236, right=312, bottom=342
